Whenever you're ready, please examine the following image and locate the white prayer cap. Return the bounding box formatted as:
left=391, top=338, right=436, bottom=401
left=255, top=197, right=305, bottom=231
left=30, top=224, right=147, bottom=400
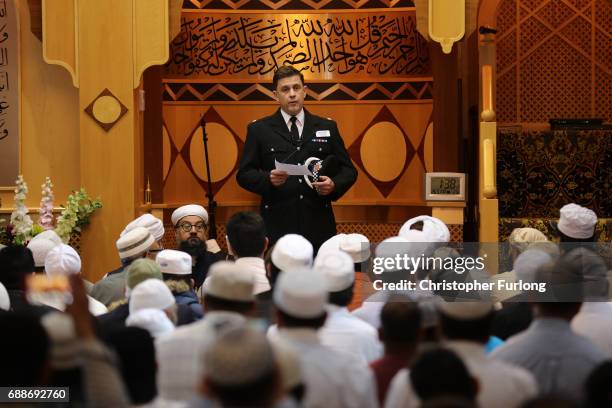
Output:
left=129, top=278, right=176, bottom=314
left=514, top=249, right=553, bottom=283
left=400, top=215, right=450, bottom=243
left=0, top=282, right=10, bottom=311
left=314, top=249, right=355, bottom=292
left=156, top=249, right=192, bottom=275
left=126, top=308, right=175, bottom=338
left=319, top=233, right=371, bottom=263
left=437, top=300, right=493, bottom=321
left=274, top=268, right=327, bottom=318
left=171, top=204, right=208, bottom=226
left=374, top=236, right=411, bottom=259
left=121, top=214, right=165, bottom=242
left=557, top=203, right=597, bottom=239
left=509, top=227, right=548, bottom=254
left=374, top=236, right=430, bottom=274
left=340, top=233, right=371, bottom=263
left=44, top=244, right=81, bottom=277
left=33, top=230, right=63, bottom=245
left=203, top=261, right=255, bottom=302
left=204, top=327, right=275, bottom=386
left=116, top=227, right=155, bottom=260
left=271, top=234, right=313, bottom=271
left=28, top=237, right=60, bottom=267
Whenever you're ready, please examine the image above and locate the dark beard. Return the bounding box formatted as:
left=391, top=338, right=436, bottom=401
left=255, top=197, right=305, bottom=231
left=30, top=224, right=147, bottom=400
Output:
left=178, top=237, right=208, bottom=259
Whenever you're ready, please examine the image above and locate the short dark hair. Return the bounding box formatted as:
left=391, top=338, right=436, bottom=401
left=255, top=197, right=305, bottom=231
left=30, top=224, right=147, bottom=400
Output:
left=0, top=311, right=49, bottom=386
left=277, top=309, right=326, bottom=329
left=328, top=284, right=354, bottom=307
left=440, top=312, right=494, bottom=343
left=559, top=231, right=595, bottom=243
left=380, top=300, right=422, bottom=344
left=264, top=244, right=281, bottom=287
left=203, top=293, right=254, bottom=316
left=272, top=66, right=304, bottom=90
left=207, top=362, right=277, bottom=407
left=106, top=327, right=157, bottom=404
left=0, top=245, right=35, bottom=290
left=585, top=361, right=612, bottom=408
left=226, top=212, right=266, bottom=258
left=410, top=348, right=477, bottom=402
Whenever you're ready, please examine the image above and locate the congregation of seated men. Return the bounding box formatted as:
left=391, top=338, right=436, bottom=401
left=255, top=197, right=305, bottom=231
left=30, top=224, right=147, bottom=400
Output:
left=0, top=202, right=611, bottom=408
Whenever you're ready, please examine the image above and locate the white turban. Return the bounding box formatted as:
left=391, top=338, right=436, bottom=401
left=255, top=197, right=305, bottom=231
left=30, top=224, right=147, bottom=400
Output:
left=44, top=244, right=81, bottom=277
left=400, top=215, right=450, bottom=243
left=121, top=214, right=165, bottom=241
left=171, top=204, right=208, bottom=226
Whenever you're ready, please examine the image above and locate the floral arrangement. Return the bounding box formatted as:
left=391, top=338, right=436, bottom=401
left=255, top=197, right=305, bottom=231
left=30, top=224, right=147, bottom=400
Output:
left=54, top=188, right=102, bottom=243
left=38, top=177, right=55, bottom=230
left=9, top=175, right=34, bottom=245
left=1, top=177, right=102, bottom=246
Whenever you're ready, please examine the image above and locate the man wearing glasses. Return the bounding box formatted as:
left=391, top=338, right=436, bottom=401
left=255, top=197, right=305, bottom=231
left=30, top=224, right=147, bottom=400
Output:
left=171, top=204, right=224, bottom=289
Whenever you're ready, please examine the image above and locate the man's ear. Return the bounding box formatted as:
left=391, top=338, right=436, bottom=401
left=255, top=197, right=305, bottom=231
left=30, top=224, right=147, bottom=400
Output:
left=273, top=89, right=278, bottom=100
left=263, top=237, right=270, bottom=254
left=303, top=84, right=308, bottom=91
left=225, top=235, right=235, bottom=257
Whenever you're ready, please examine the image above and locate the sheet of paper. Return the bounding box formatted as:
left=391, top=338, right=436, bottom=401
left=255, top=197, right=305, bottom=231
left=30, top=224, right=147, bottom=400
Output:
left=275, top=159, right=313, bottom=176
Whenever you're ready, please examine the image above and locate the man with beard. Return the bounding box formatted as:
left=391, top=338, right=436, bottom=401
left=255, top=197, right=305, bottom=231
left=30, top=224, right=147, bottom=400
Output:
left=171, top=204, right=224, bottom=289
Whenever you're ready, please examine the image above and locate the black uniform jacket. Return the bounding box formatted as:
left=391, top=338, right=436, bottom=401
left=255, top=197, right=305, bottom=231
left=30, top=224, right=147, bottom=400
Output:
left=236, top=109, right=357, bottom=247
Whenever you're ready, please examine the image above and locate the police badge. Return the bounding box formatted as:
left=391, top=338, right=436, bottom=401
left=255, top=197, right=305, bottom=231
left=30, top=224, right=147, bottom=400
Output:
left=303, top=155, right=340, bottom=189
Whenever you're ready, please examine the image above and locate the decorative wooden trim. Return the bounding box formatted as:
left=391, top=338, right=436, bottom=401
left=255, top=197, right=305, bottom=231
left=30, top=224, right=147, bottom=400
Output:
left=41, top=0, right=79, bottom=87
left=132, top=0, right=170, bottom=87
left=163, top=81, right=434, bottom=102
left=83, top=88, right=128, bottom=132
left=348, top=105, right=419, bottom=197
left=181, top=0, right=415, bottom=10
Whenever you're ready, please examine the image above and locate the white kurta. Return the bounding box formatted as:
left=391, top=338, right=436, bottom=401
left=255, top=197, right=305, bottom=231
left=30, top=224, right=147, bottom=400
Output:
left=319, top=305, right=383, bottom=364
left=155, top=311, right=246, bottom=402
left=234, top=257, right=271, bottom=295
left=572, top=302, right=612, bottom=357
left=385, top=341, right=537, bottom=408
left=269, top=327, right=379, bottom=408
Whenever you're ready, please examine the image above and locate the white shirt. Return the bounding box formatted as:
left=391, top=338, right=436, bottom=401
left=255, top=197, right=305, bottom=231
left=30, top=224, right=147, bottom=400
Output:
left=234, top=257, right=271, bottom=295
left=385, top=341, right=537, bottom=408
left=319, top=305, right=383, bottom=364
left=269, top=327, right=379, bottom=408
left=280, top=108, right=304, bottom=138
left=155, top=311, right=246, bottom=402
left=572, top=302, right=612, bottom=356
left=32, top=294, right=108, bottom=316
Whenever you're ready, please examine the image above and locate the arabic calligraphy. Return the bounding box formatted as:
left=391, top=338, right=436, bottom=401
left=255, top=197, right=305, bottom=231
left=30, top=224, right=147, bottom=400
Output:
left=0, top=0, right=8, bottom=141
left=166, top=12, right=429, bottom=79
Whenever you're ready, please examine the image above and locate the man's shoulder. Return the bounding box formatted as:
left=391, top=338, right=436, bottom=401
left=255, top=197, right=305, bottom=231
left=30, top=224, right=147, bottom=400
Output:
left=248, top=112, right=278, bottom=129
left=307, top=111, right=337, bottom=126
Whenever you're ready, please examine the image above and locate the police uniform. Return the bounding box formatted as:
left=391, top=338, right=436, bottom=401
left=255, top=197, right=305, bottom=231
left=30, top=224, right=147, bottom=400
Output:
left=237, top=109, right=357, bottom=248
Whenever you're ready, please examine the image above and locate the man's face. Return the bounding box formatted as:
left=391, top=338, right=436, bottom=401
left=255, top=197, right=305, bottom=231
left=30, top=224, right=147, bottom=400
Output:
left=274, top=75, right=305, bottom=116
left=175, top=215, right=207, bottom=245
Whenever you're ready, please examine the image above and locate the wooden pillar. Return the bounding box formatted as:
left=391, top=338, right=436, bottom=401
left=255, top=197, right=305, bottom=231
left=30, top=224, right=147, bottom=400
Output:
left=430, top=42, right=461, bottom=172
left=41, top=0, right=173, bottom=281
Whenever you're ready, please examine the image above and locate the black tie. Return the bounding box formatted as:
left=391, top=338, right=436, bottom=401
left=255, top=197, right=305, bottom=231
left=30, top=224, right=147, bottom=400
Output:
left=289, top=116, right=299, bottom=144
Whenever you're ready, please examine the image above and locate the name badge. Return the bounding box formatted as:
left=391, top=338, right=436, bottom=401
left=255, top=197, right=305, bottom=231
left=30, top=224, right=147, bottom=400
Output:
left=316, top=130, right=331, bottom=138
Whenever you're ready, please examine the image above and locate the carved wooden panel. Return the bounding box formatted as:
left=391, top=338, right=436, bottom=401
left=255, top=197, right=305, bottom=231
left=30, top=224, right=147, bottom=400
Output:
left=496, top=0, right=612, bottom=123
